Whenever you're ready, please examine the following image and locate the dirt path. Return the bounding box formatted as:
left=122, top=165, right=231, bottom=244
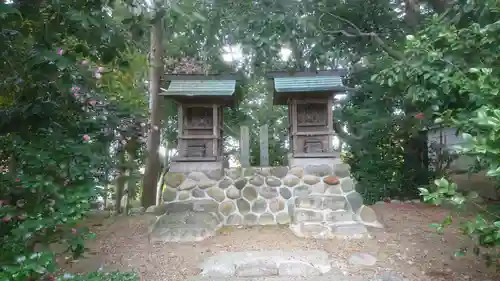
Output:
left=59, top=203, right=499, bottom=281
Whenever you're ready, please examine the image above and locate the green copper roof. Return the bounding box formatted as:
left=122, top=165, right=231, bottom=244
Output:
left=161, top=79, right=236, bottom=97
left=273, top=76, right=343, bottom=93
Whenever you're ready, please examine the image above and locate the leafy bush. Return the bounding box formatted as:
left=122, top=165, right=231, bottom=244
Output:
left=373, top=0, right=499, bottom=265
left=1, top=1, right=143, bottom=280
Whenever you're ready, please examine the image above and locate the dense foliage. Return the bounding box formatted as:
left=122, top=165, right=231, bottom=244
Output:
left=374, top=0, right=499, bottom=265
left=0, top=0, right=145, bottom=280
left=1, top=0, right=498, bottom=279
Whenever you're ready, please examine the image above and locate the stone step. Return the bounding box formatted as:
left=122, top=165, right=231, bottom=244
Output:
left=200, top=250, right=332, bottom=277
left=294, top=194, right=359, bottom=211
left=289, top=222, right=369, bottom=239
left=292, top=208, right=356, bottom=224
left=188, top=275, right=365, bottom=281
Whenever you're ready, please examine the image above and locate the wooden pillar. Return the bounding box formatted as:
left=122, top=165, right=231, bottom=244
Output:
left=212, top=104, right=218, bottom=158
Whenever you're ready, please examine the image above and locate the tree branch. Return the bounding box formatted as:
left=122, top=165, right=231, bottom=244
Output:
left=318, top=12, right=406, bottom=61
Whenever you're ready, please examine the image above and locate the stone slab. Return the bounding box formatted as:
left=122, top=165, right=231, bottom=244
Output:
left=189, top=275, right=364, bottom=281
left=200, top=250, right=332, bottom=277
left=149, top=211, right=222, bottom=243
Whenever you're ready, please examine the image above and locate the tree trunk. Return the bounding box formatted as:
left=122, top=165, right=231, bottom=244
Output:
left=115, top=150, right=126, bottom=214
left=141, top=14, right=164, bottom=208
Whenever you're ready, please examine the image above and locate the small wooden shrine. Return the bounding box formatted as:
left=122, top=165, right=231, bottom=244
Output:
left=267, top=70, right=347, bottom=166
left=160, top=74, right=238, bottom=172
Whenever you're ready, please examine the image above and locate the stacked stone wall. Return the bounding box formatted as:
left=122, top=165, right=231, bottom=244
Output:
left=154, top=164, right=380, bottom=230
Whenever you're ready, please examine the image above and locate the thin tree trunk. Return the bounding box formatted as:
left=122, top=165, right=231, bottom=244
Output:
left=141, top=13, right=164, bottom=208
left=115, top=150, right=126, bottom=214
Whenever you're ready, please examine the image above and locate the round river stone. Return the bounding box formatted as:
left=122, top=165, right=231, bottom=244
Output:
left=242, top=185, right=258, bottom=201
left=280, top=187, right=292, bottom=199
left=237, top=198, right=251, bottom=214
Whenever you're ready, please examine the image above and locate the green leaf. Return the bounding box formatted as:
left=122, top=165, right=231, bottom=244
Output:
left=454, top=250, right=466, bottom=257
left=434, top=178, right=449, bottom=188
left=418, top=187, right=430, bottom=195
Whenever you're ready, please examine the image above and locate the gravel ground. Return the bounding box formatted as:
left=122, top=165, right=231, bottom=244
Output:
left=59, top=203, right=499, bottom=281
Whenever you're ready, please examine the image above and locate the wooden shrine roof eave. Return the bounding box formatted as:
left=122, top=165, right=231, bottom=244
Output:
left=266, top=69, right=347, bottom=79
left=163, top=73, right=241, bottom=81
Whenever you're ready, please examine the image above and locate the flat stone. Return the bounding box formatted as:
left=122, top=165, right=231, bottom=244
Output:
left=192, top=199, right=220, bottom=213
left=276, top=212, right=291, bottom=224
left=256, top=167, right=271, bottom=176
left=271, top=167, right=289, bottom=178
left=345, top=191, right=363, bottom=212
left=269, top=198, right=285, bottom=213
left=358, top=205, right=383, bottom=228
left=161, top=201, right=194, bottom=214
left=294, top=209, right=323, bottom=223
left=279, top=187, right=292, bottom=199
left=334, top=163, right=351, bottom=178
left=258, top=213, right=275, bottom=225
left=325, top=186, right=342, bottom=195
left=188, top=171, right=210, bottom=182
left=226, top=168, right=242, bottom=180
left=305, top=164, right=333, bottom=177
left=243, top=167, right=255, bottom=177
left=178, top=178, right=198, bottom=190
left=199, top=180, right=217, bottom=189
left=371, top=271, right=408, bottom=281
left=236, top=259, right=277, bottom=277
left=178, top=190, right=191, bottom=200
left=293, top=185, right=311, bottom=198
left=289, top=167, right=304, bottom=178
left=298, top=223, right=330, bottom=238
left=249, top=176, right=264, bottom=186
left=192, top=188, right=206, bottom=198
left=200, top=251, right=332, bottom=278
left=207, top=187, right=226, bottom=202
left=252, top=198, right=268, bottom=213
left=265, top=176, right=282, bottom=187
left=325, top=210, right=354, bottom=223
left=242, top=185, right=258, bottom=201
left=236, top=199, right=251, bottom=214
left=302, top=175, right=320, bottom=185
left=145, top=205, right=157, bottom=213
left=259, top=185, right=279, bottom=199
left=226, top=213, right=243, bottom=225
left=218, top=177, right=233, bottom=189
left=226, top=186, right=241, bottom=199
left=340, top=177, right=354, bottom=193
left=165, top=172, right=185, bottom=188
left=323, top=176, right=340, bottom=185
left=330, top=224, right=368, bottom=238
left=163, top=187, right=177, bottom=202
left=278, top=261, right=321, bottom=276
left=323, top=196, right=347, bottom=210
left=348, top=252, right=377, bottom=266
left=234, top=178, right=248, bottom=190
left=149, top=211, right=221, bottom=243
left=219, top=201, right=235, bottom=216
left=243, top=213, right=258, bottom=225
left=295, top=196, right=322, bottom=209
left=283, top=175, right=300, bottom=187
left=205, top=169, right=224, bottom=181
left=311, top=182, right=326, bottom=194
